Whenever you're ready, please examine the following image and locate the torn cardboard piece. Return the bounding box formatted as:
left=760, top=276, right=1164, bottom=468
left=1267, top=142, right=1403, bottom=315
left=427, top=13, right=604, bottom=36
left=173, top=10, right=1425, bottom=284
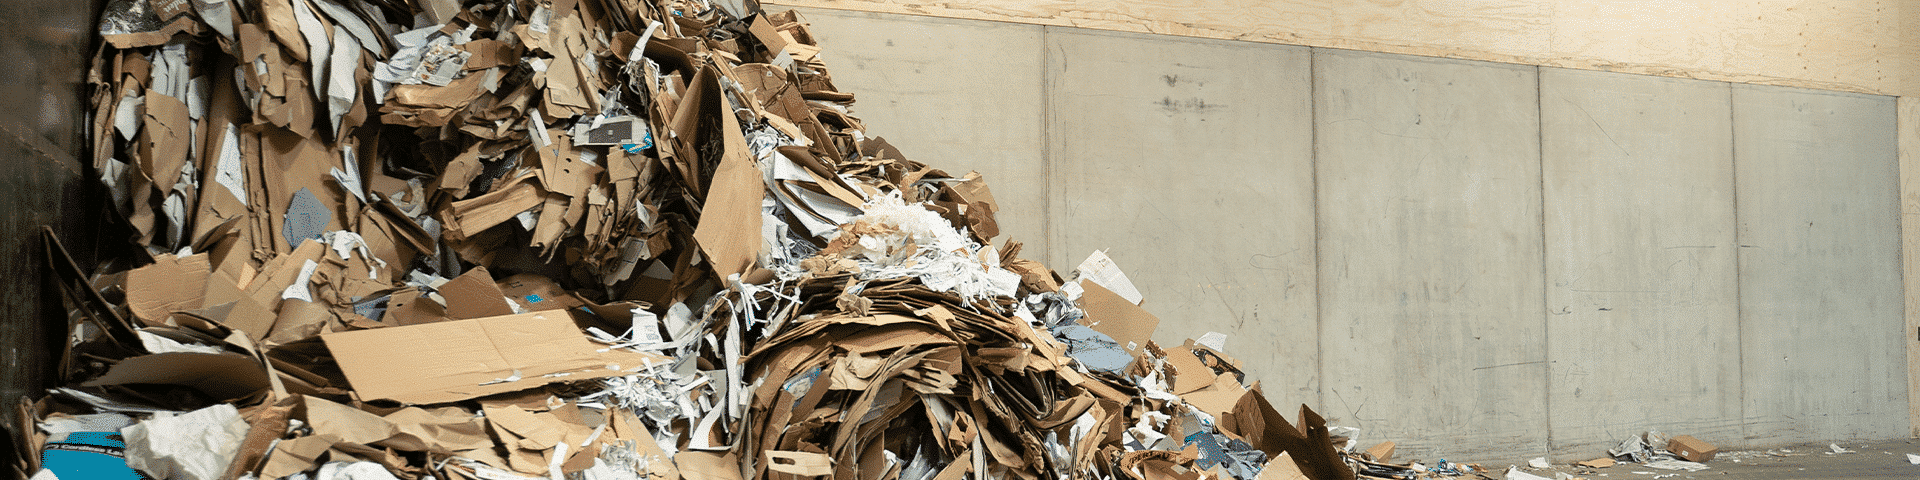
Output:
left=323, top=311, right=665, bottom=404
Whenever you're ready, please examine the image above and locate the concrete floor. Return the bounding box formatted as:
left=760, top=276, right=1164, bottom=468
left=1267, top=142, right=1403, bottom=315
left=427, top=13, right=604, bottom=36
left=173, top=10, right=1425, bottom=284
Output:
left=1487, top=440, right=1920, bottom=479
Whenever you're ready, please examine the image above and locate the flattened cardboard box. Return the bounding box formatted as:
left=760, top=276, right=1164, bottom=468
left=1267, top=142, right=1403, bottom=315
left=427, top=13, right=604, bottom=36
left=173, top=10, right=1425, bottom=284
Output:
left=323, top=312, right=663, bottom=404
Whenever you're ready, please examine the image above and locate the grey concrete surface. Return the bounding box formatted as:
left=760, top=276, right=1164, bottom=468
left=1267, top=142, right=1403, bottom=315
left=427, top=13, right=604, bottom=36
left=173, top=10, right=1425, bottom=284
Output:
left=792, top=8, right=1907, bottom=462
left=1042, top=29, right=1320, bottom=402
left=793, top=8, right=1052, bottom=261
left=1539, top=68, right=1743, bottom=458
left=1733, top=85, right=1906, bottom=445
left=1312, top=49, right=1547, bottom=461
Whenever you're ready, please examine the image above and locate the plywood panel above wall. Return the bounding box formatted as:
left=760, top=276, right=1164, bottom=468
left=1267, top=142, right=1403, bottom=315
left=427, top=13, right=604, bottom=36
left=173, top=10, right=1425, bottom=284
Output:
left=764, top=0, right=1913, bottom=96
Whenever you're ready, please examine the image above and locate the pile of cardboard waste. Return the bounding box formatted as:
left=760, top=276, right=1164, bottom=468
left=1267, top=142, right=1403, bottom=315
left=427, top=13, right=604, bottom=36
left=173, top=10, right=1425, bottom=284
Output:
left=20, top=0, right=1369, bottom=479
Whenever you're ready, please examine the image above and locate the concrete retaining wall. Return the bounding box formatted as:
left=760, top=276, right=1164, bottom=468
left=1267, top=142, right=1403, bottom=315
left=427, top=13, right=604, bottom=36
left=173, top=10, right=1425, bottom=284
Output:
left=796, top=7, right=1907, bottom=462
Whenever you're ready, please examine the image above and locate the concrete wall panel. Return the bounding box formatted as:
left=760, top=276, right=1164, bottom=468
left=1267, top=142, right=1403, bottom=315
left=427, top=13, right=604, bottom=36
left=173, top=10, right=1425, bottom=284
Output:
left=778, top=9, right=1910, bottom=455
left=793, top=8, right=1052, bottom=260
left=1734, top=85, right=1906, bottom=444
left=1044, top=29, right=1320, bottom=400
left=1314, top=50, right=1546, bottom=462
left=1539, top=68, right=1742, bottom=457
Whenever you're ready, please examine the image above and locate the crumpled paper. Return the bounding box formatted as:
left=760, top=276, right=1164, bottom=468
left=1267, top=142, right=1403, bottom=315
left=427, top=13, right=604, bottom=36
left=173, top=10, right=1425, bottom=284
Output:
left=121, top=404, right=250, bottom=480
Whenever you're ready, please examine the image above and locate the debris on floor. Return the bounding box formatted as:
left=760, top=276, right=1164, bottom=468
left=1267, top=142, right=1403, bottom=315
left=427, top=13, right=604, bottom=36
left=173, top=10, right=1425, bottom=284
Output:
left=21, top=0, right=1365, bottom=479
left=1330, top=430, right=1732, bottom=480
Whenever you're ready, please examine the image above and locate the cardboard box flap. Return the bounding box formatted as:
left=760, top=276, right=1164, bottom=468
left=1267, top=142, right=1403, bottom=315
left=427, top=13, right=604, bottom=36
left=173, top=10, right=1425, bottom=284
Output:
left=125, top=253, right=213, bottom=325
left=498, top=274, right=584, bottom=312
left=322, top=311, right=664, bottom=404
left=438, top=266, right=515, bottom=320
left=80, top=352, right=271, bottom=402
left=688, top=64, right=765, bottom=281
left=300, top=395, right=399, bottom=446
left=377, top=406, right=493, bottom=453
left=1077, top=280, right=1159, bottom=352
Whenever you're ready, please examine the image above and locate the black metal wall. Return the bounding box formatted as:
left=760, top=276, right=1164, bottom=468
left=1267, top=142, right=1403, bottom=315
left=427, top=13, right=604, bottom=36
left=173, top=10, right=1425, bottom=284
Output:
left=0, top=0, right=110, bottom=457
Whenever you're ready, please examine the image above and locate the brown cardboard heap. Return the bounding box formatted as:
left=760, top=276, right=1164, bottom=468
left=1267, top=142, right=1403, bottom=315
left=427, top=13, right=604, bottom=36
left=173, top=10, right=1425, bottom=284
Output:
left=27, top=0, right=1360, bottom=479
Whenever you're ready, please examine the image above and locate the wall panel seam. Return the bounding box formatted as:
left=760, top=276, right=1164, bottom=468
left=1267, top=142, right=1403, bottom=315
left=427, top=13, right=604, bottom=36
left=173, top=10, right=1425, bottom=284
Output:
left=1309, top=47, right=1327, bottom=412
left=1536, top=65, right=1553, bottom=457
left=1729, top=82, right=1747, bottom=446
left=1040, top=25, right=1054, bottom=264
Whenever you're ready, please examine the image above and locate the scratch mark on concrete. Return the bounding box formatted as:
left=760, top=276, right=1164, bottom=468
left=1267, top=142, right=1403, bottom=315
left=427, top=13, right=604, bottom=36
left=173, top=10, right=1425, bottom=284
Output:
left=1473, top=360, right=1548, bottom=371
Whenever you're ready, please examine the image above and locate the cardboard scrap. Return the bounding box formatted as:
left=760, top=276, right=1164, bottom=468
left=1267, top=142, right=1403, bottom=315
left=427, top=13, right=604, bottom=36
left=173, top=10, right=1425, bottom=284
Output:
left=1079, top=279, right=1160, bottom=351
left=1364, top=441, right=1396, bottom=464
left=81, top=352, right=270, bottom=402
left=1574, top=457, right=1615, bottom=468
left=324, top=312, right=664, bottom=404
left=1254, top=452, right=1309, bottom=480
left=436, top=266, right=516, bottom=319
left=123, top=253, right=212, bottom=325
left=45, top=1, right=1374, bottom=480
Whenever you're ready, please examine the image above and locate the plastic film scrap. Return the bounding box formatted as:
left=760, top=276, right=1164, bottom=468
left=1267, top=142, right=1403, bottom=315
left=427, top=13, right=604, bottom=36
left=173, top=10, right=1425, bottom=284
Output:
left=27, top=0, right=1370, bottom=479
